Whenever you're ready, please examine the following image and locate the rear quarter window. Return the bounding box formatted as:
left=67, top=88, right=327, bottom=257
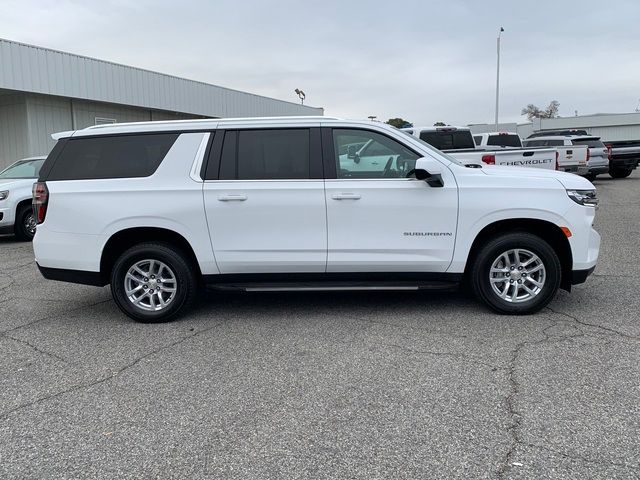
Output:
left=45, top=133, right=179, bottom=181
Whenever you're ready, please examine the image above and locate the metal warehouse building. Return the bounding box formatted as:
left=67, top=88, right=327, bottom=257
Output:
left=522, top=113, right=640, bottom=141
left=0, top=38, right=323, bottom=169
left=470, top=113, right=640, bottom=142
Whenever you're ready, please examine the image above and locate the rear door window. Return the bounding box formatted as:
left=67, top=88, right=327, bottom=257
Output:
left=219, top=129, right=311, bottom=180
left=46, top=133, right=179, bottom=181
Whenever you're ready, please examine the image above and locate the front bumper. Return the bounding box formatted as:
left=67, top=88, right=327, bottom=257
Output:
left=571, top=266, right=595, bottom=285
left=0, top=208, right=14, bottom=234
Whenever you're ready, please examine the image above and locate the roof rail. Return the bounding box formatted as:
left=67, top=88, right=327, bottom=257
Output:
left=82, top=115, right=337, bottom=131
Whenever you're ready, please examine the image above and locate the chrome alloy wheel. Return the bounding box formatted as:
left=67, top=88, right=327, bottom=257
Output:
left=24, top=212, right=37, bottom=236
left=124, top=259, right=177, bottom=312
left=489, top=249, right=546, bottom=303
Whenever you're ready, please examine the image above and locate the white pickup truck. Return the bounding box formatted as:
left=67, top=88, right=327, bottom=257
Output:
left=522, top=137, right=589, bottom=176
left=403, top=126, right=556, bottom=170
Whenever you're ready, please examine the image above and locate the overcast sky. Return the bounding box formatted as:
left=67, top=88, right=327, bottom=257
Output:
left=1, top=0, right=639, bottom=126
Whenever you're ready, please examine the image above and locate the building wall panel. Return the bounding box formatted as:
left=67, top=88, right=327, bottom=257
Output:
left=25, top=94, right=72, bottom=156
left=0, top=94, right=28, bottom=169
left=0, top=38, right=322, bottom=118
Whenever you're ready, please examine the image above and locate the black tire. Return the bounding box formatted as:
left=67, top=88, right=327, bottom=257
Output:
left=110, top=242, right=198, bottom=323
left=609, top=168, right=632, bottom=179
left=470, top=232, right=561, bottom=315
left=14, top=205, right=36, bottom=241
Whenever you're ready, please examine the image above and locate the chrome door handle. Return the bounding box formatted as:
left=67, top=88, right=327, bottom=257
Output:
left=218, top=194, right=248, bottom=201
left=331, top=193, right=361, bottom=200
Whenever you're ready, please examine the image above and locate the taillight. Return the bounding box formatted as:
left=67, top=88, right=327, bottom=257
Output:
left=586, top=148, right=590, bottom=163
left=481, top=154, right=495, bottom=165
left=555, top=151, right=560, bottom=170
left=605, top=144, right=612, bottom=160
left=32, top=182, right=49, bottom=224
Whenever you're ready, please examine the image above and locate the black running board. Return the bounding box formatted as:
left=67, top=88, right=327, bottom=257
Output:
left=203, top=272, right=462, bottom=292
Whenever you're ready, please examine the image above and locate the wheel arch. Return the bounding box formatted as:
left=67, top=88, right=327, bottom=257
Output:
left=100, top=227, right=202, bottom=285
left=15, top=198, right=32, bottom=216
left=464, top=218, right=573, bottom=291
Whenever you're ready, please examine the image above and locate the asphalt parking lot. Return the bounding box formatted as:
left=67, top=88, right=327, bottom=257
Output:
left=1, top=173, right=639, bottom=480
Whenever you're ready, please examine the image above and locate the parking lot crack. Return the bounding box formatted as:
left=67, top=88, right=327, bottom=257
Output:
left=0, top=320, right=225, bottom=420
left=546, top=306, right=639, bottom=341
left=0, top=298, right=112, bottom=335
left=497, top=320, right=561, bottom=478
left=522, top=442, right=639, bottom=470
left=380, top=342, right=501, bottom=370
left=3, top=333, right=66, bottom=362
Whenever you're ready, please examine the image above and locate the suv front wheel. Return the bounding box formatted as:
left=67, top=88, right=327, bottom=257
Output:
left=470, top=232, right=561, bottom=314
left=110, top=242, right=198, bottom=322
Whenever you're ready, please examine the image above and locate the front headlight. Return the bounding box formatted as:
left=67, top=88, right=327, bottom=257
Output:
left=0, top=190, right=8, bottom=201
left=567, top=189, right=598, bottom=207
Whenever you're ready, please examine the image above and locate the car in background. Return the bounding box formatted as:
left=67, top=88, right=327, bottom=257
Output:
left=522, top=138, right=589, bottom=176
left=603, top=140, right=640, bottom=178
left=0, top=156, right=46, bottom=240
left=525, top=133, right=609, bottom=180
left=404, top=126, right=556, bottom=170
left=473, top=132, right=522, bottom=148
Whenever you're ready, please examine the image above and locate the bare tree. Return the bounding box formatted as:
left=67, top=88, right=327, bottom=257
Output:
left=521, top=100, right=560, bottom=120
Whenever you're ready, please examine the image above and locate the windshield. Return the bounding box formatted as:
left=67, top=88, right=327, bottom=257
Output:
left=0, top=159, right=45, bottom=179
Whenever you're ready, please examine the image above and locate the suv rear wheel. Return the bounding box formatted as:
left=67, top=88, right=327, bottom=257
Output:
left=110, top=242, right=197, bottom=322
left=15, top=204, right=37, bottom=241
left=470, top=232, right=561, bottom=314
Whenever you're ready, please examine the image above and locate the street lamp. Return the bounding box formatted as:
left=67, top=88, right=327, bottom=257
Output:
left=495, top=27, right=504, bottom=131
left=295, top=88, right=306, bottom=105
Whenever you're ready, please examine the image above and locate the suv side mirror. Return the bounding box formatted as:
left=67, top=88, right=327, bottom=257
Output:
left=347, top=145, right=358, bottom=159
left=410, top=157, right=444, bottom=187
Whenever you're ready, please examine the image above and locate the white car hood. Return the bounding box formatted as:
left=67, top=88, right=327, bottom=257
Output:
left=481, top=165, right=595, bottom=190
left=0, top=178, right=37, bottom=191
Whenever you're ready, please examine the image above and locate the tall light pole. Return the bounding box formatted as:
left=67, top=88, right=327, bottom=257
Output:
left=495, top=27, right=504, bottom=131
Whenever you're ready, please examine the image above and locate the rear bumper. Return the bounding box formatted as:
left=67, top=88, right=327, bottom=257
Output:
left=588, top=165, right=609, bottom=175
left=561, top=165, right=589, bottom=176
left=571, top=266, right=595, bottom=285
left=37, top=263, right=106, bottom=286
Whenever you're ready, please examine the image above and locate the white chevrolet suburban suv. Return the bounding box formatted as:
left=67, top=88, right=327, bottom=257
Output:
left=32, top=117, right=600, bottom=322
